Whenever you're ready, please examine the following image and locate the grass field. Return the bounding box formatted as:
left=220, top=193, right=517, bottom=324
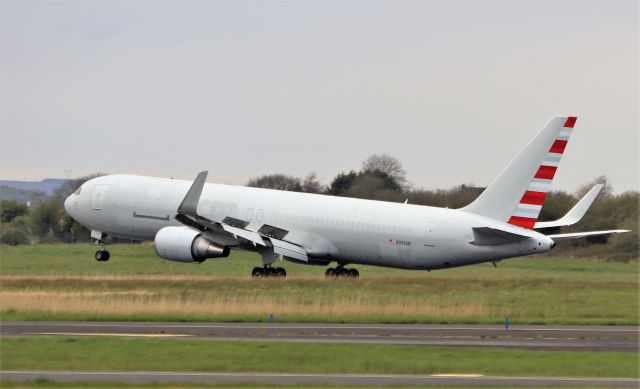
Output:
left=0, top=243, right=638, bottom=324
left=2, top=383, right=617, bottom=389
left=2, top=336, right=638, bottom=378
left=0, top=385, right=549, bottom=389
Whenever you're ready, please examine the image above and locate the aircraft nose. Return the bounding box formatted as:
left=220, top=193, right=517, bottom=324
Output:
left=64, top=194, right=75, bottom=217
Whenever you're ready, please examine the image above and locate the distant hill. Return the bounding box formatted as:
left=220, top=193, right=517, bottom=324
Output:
left=0, top=178, right=68, bottom=196
left=0, top=178, right=68, bottom=206
left=0, top=185, right=48, bottom=205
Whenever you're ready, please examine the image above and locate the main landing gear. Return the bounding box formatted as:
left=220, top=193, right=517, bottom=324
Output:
left=325, top=265, right=359, bottom=278
left=251, top=266, right=286, bottom=278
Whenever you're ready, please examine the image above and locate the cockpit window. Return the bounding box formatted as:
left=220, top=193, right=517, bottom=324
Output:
left=74, top=186, right=82, bottom=195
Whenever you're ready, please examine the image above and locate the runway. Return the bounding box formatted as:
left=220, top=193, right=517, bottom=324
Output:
left=2, top=371, right=638, bottom=387
left=2, top=321, right=638, bottom=351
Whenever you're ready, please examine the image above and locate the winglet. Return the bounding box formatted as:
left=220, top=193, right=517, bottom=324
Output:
left=535, top=184, right=603, bottom=229
left=178, top=171, right=208, bottom=217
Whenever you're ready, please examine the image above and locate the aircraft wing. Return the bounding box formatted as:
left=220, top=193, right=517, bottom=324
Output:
left=175, top=171, right=308, bottom=262
left=546, top=230, right=630, bottom=240
left=534, top=184, right=602, bottom=229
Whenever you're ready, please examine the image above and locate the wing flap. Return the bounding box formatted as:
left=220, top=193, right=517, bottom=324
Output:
left=222, top=224, right=267, bottom=247
left=270, top=238, right=308, bottom=262
left=471, top=227, right=531, bottom=246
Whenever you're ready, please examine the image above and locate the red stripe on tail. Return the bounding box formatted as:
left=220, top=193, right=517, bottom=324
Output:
left=549, top=140, right=568, bottom=154
left=564, top=116, right=577, bottom=128
left=534, top=165, right=557, bottom=180
left=508, top=216, right=537, bottom=229
left=520, top=191, right=547, bottom=205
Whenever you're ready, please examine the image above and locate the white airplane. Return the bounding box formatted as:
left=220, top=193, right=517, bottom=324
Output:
left=64, top=115, right=628, bottom=277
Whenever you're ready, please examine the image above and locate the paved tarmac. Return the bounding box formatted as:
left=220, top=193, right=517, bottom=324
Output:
left=1, top=321, right=638, bottom=351
left=2, top=371, right=639, bottom=387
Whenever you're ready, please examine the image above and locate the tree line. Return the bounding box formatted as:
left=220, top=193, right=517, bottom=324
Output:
left=1, top=155, right=637, bottom=261
left=0, top=174, right=103, bottom=245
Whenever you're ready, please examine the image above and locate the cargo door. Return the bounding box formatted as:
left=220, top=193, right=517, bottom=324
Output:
left=133, top=181, right=170, bottom=221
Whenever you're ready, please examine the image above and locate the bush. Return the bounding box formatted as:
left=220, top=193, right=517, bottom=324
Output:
left=0, top=220, right=31, bottom=245
left=0, top=200, right=29, bottom=223
left=29, top=199, right=64, bottom=241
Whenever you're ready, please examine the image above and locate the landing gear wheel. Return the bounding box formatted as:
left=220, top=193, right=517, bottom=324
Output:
left=95, top=250, right=110, bottom=262
left=251, top=267, right=265, bottom=277
left=326, top=266, right=358, bottom=278
left=252, top=266, right=286, bottom=278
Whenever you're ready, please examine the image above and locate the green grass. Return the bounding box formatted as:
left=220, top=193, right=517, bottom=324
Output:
left=0, top=384, right=627, bottom=389
left=0, top=382, right=419, bottom=389
left=0, top=244, right=638, bottom=324
left=1, top=383, right=606, bottom=389
left=1, top=336, right=638, bottom=378
left=0, top=382, right=330, bottom=389
left=1, top=243, right=637, bottom=279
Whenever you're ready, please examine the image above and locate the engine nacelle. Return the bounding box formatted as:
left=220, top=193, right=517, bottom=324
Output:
left=154, top=226, right=230, bottom=263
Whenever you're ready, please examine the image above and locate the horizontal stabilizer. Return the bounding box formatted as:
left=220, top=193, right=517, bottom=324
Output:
left=535, top=184, right=603, bottom=229
left=471, top=227, right=531, bottom=246
left=547, top=230, right=630, bottom=240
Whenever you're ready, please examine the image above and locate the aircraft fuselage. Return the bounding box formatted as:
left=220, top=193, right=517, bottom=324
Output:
left=65, top=174, right=553, bottom=270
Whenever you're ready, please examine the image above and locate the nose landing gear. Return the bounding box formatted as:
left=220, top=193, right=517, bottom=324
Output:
left=92, top=231, right=110, bottom=262
left=95, top=248, right=110, bottom=262
left=94, top=242, right=110, bottom=262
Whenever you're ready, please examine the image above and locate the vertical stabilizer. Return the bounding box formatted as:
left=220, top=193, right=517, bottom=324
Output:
left=462, top=115, right=577, bottom=228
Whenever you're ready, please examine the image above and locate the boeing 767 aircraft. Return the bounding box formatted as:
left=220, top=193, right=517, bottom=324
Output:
left=64, top=115, right=628, bottom=277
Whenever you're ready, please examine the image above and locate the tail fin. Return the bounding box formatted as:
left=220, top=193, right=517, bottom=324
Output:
left=462, top=115, right=577, bottom=228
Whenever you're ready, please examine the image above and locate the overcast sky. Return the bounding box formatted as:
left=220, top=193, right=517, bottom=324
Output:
left=1, top=1, right=638, bottom=194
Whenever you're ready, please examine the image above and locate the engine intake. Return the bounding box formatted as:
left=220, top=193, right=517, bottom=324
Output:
left=154, top=226, right=229, bottom=263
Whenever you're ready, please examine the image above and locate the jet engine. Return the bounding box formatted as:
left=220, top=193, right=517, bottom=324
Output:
left=154, top=226, right=229, bottom=263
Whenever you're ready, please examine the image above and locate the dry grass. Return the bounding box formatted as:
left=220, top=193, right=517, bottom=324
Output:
left=0, top=289, right=489, bottom=319
left=1, top=272, right=636, bottom=323
left=0, top=273, right=489, bottom=282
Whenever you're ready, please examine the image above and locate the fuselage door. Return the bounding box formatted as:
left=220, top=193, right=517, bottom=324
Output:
left=92, top=185, right=109, bottom=210
left=424, top=219, right=440, bottom=247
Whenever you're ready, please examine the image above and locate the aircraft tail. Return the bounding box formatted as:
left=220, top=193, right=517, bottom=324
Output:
left=462, top=115, right=577, bottom=228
